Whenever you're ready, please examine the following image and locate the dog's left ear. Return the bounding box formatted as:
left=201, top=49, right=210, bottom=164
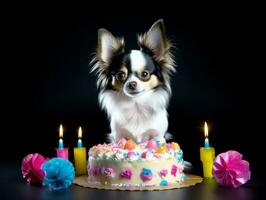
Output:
left=138, top=19, right=170, bottom=61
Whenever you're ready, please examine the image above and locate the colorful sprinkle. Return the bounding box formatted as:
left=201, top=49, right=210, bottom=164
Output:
left=120, top=169, right=132, bottom=179
left=124, top=140, right=136, bottom=150
left=146, top=140, right=158, bottom=150
left=156, top=145, right=168, bottom=154
left=101, top=167, right=115, bottom=178
left=140, top=168, right=153, bottom=181
left=159, top=169, right=168, bottom=177
left=160, top=180, right=168, bottom=186
left=171, top=165, right=177, bottom=177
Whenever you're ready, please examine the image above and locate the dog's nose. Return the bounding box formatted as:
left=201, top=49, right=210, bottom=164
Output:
left=128, top=81, right=137, bottom=90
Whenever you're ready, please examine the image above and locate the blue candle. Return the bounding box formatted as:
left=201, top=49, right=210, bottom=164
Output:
left=59, top=138, right=64, bottom=149
left=204, top=138, right=210, bottom=148
left=58, top=124, right=64, bottom=149
left=77, top=126, right=83, bottom=148
left=77, top=139, right=82, bottom=148
left=204, top=122, right=210, bottom=148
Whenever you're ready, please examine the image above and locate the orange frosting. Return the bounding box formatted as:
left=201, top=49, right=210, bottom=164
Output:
left=124, top=140, right=136, bottom=150
left=156, top=145, right=168, bottom=154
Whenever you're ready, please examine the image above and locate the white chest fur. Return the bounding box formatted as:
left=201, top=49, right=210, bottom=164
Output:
left=99, top=89, right=170, bottom=143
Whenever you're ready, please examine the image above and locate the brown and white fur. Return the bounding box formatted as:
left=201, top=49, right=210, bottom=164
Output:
left=90, top=19, right=176, bottom=143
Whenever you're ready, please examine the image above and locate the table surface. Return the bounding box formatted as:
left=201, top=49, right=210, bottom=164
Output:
left=0, top=161, right=263, bottom=200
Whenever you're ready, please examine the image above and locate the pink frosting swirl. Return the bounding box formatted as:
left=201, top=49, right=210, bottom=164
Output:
left=120, top=169, right=132, bottom=179
left=159, top=169, right=168, bottom=177
left=171, top=165, right=177, bottom=177
left=101, top=167, right=115, bottom=178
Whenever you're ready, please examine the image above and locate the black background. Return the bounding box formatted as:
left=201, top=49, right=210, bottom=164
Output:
left=2, top=0, right=264, bottom=189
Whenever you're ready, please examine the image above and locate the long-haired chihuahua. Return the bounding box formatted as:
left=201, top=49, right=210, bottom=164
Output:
left=90, top=19, right=176, bottom=143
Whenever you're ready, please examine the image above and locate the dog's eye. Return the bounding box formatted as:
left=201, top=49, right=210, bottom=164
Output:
left=140, top=71, right=150, bottom=81
left=115, top=71, right=126, bottom=81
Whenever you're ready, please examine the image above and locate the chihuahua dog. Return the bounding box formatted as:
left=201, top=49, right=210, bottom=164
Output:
left=90, top=19, right=176, bottom=143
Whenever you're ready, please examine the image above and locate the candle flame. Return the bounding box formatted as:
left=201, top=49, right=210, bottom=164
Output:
left=78, top=126, right=82, bottom=138
left=204, top=122, right=208, bottom=138
left=59, top=124, right=63, bottom=138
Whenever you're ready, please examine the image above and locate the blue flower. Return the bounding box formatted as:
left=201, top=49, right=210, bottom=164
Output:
left=142, top=168, right=152, bottom=175
left=160, top=180, right=168, bottom=186
left=140, top=168, right=153, bottom=181
left=41, top=158, right=75, bottom=191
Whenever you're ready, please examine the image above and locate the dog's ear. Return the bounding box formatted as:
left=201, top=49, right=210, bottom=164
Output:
left=138, top=19, right=175, bottom=93
left=138, top=19, right=169, bottom=61
left=97, top=28, right=124, bottom=65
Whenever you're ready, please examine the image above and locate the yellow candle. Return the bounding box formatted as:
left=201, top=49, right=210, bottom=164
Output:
left=200, top=122, right=215, bottom=178
left=74, top=127, right=87, bottom=176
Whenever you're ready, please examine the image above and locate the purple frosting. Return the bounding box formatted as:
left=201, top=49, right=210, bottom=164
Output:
left=140, top=168, right=153, bottom=181
left=120, top=169, right=132, bottom=179
left=159, top=169, right=168, bottom=177
left=101, top=167, right=115, bottom=178
left=89, top=166, right=99, bottom=176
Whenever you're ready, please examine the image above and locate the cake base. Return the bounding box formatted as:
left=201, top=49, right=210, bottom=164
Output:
left=73, top=174, right=203, bottom=191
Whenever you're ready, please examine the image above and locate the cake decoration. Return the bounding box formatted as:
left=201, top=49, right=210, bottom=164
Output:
left=120, top=169, right=132, bottom=179
left=101, top=167, right=115, bottom=178
left=89, top=166, right=99, bottom=176
left=212, top=150, right=251, bottom=188
left=117, top=138, right=127, bottom=148
left=156, top=145, right=168, bottom=154
left=159, top=169, right=168, bottom=177
left=124, top=139, right=136, bottom=150
left=126, top=151, right=138, bottom=160
left=87, top=140, right=187, bottom=188
left=42, top=158, right=75, bottom=191
left=140, top=168, right=153, bottom=181
left=146, top=140, right=158, bottom=150
left=160, top=180, right=168, bottom=186
left=171, top=165, right=178, bottom=177
left=21, top=153, right=49, bottom=184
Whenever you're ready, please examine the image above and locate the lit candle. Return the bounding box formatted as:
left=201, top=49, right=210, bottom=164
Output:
left=56, top=124, right=69, bottom=160
left=74, top=126, right=87, bottom=176
left=200, top=122, right=215, bottom=178
left=204, top=122, right=210, bottom=148
left=59, top=124, right=64, bottom=148
left=77, top=126, right=82, bottom=148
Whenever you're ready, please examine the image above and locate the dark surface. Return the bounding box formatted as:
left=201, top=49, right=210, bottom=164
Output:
left=0, top=161, right=262, bottom=200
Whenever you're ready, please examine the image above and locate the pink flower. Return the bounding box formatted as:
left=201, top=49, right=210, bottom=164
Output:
left=101, top=167, right=115, bottom=178
left=213, top=150, right=251, bottom=188
left=159, top=169, right=168, bottom=177
left=21, top=153, right=49, bottom=184
left=171, top=165, right=177, bottom=177
left=120, top=169, right=132, bottom=179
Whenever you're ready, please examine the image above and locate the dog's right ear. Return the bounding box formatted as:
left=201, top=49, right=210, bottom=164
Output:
left=97, top=29, right=124, bottom=65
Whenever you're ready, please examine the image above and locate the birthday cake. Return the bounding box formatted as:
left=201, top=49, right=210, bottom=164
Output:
left=87, top=139, right=186, bottom=188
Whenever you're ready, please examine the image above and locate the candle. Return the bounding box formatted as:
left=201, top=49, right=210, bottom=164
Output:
left=200, top=122, right=215, bottom=178
left=58, top=124, right=64, bottom=148
left=204, top=122, right=210, bottom=148
left=77, top=127, right=83, bottom=148
left=74, top=126, right=87, bottom=176
left=56, top=124, right=69, bottom=160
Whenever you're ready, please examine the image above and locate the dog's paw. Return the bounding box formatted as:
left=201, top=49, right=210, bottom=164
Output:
left=106, top=133, right=115, bottom=143
left=164, top=132, right=173, bottom=141
left=183, top=161, right=193, bottom=173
